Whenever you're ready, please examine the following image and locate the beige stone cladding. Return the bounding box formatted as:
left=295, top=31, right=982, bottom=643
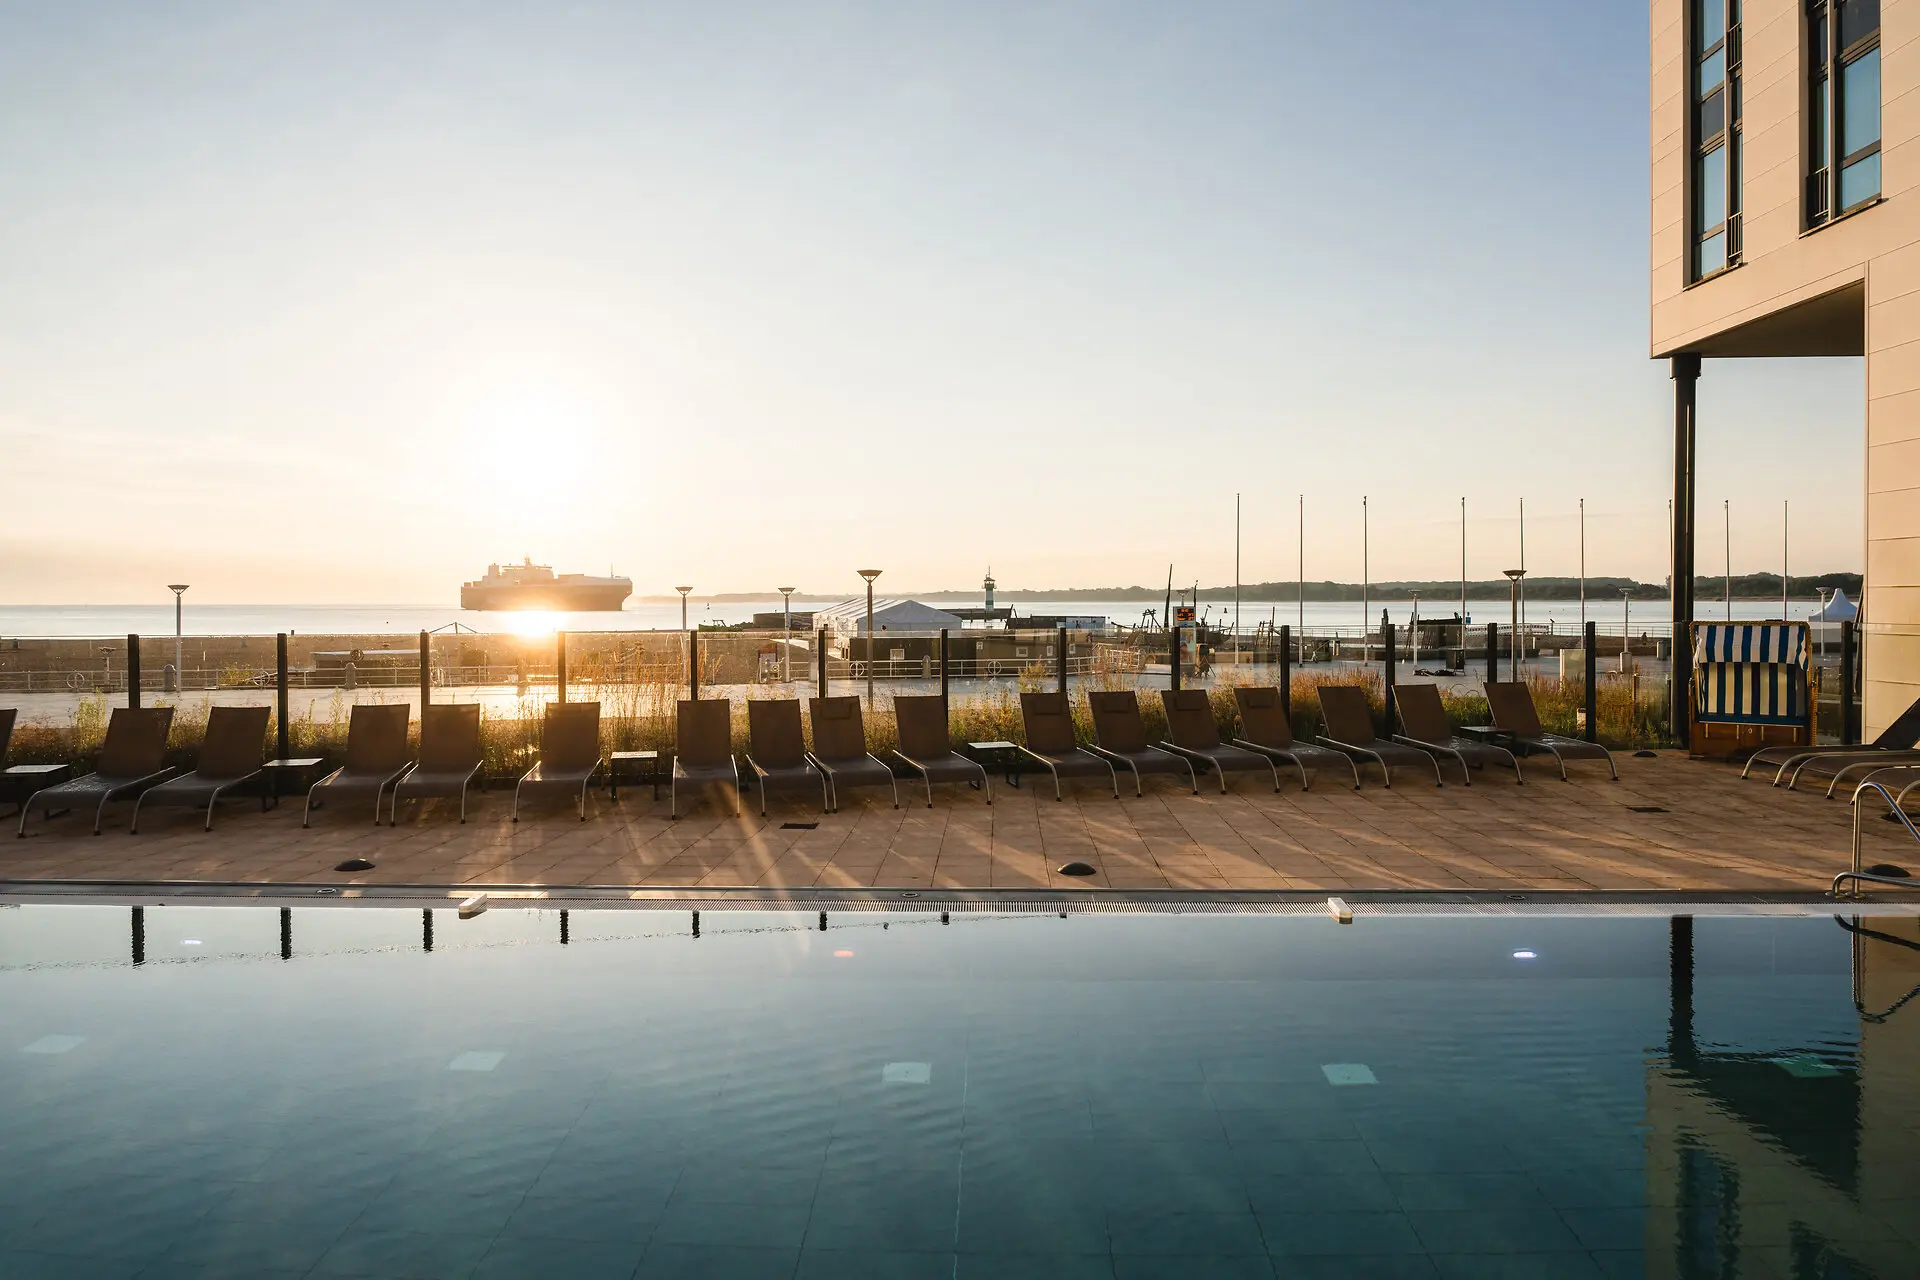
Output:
left=1651, top=0, right=1920, bottom=735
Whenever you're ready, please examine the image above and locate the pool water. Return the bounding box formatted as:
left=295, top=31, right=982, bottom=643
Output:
left=2, top=905, right=1917, bottom=1279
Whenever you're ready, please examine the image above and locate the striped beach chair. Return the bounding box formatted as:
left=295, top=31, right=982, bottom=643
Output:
left=1689, top=622, right=1812, bottom=758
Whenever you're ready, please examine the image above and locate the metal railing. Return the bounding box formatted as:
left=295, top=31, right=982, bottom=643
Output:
left=1835, top=778, right=1920, bottom=898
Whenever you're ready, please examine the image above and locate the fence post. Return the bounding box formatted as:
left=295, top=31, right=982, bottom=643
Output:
left=940, top=628, right=950, bottom=701
left=556, top=631, right=568, bottom=703
left=1279, top=625, right=1292, bottom=716
left=1583, top=621, right=1597, bottom=743
left=1171, top=625, right=1182, bottom=692
left=817, top=628, right=828, bottom=700
left=1058, top=626, right=1068, bottom=696
left=1485, top=623, right=1499, bottom=685
left=1382, top=620, right=1396, bottom=733
left=1841, top=619, right=1857, bottom=745
left=276, top=633, right=290, bottom=761
left=126, top=634, right=141, bottom=709
left=689, top=629, right=699, bottom=701
left=418, top=631, right=431, bottom=709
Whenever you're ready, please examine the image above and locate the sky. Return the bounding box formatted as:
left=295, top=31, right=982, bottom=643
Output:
left=0, top=0, right=1866, bottom=604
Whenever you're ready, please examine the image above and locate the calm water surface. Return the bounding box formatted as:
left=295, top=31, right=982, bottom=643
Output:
left=2, top=907, right=1915, bottom=1278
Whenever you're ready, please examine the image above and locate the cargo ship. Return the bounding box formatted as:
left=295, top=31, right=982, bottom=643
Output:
left=460, top=559, right=633, bottom=611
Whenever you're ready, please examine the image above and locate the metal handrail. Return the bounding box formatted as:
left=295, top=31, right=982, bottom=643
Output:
left=1834, top=915, right=1920, bottom=1023
left=1833, top=779, right=1920, bottom=898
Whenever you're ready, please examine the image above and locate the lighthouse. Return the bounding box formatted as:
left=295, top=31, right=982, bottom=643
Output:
left=983, top=569, right=996, bottom=611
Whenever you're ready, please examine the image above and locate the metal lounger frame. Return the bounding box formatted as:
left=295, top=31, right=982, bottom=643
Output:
left=891, top=751, right=991, bottom=808
left=130, top=769, right=266, bottom=833
left=1784, top=749, right=1920, bottom=796
left=1390, top=734, right=1523, bottom=786
left=805, top=753, right=899, bottom=813
left=1085, top=744, right=1197, bottom=796
left=389, top=762, right=485, bottom=825
left=1313, top=734, right=1442, bottom=788
left=512, top=759, right=604, bottom=822
left=1230, top=738, right=1360, bottom=791
left=1014, top=746, right=1119, bottom=801
left=1153, top=742, right=1280, bottom=794
left=745, top=755, right=831, bottom=816
left=303, top=766, right=412, bottom=827
left=18, top=769, right=179, bottom=838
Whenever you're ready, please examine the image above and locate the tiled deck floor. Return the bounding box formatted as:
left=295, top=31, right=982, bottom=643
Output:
left=4, top=752, right=1913, bottom=894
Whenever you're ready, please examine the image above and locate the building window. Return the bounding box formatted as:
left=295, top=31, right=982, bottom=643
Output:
left=1808, top=0, right=1880, bottom=225
left=1693, top=0, right=1740, bottom=281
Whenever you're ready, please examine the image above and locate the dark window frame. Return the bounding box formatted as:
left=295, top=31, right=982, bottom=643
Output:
left=1691, top=0, right=1741, bottom=283
left=1807, top=0, right=1881, bottom=227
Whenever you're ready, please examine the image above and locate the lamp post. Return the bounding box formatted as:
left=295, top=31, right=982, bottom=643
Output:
left=857, top=570, right=882, bottom=705
left=778, top=587, right=796, bottom=683
left=1817, top=586, right=1832, bottom=659
left=675, top=586, right=692, bottom=630
left=167, top=584, right=188, bottom=691
left=1503, top=569, right=1526, bottom=678
left=1618, top=586, right=1632, bottom=672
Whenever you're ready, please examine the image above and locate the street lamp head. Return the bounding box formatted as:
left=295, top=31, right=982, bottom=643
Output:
left=168, top=584, right=189, bottom=595
left=1502, top=569, right=1526, bottom=581
left=777, top=586, right=796, bottom=596
left=857, top=569, right=882, bottom=583
left=674, top=586, right=692, bottom=596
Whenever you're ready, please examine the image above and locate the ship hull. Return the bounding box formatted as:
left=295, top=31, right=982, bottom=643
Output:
left=460, top=584, right=632, bottom=612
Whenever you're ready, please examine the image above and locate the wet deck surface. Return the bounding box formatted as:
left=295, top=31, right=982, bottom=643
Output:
left=4, top=751, right=1912, bottom=895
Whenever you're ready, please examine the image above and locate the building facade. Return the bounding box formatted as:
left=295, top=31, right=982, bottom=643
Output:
left=1652, top=0, right=1917, bottom=736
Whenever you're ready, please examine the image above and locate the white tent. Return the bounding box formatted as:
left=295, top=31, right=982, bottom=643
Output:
left=1815, top=588, right=1859, bottom=621
left=813, top=597, right=966, bottom=637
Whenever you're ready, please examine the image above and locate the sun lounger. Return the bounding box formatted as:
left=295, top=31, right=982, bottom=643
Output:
left=17, top=707, right=177, bottom=836
left=1086, top=691, right=1196, bottom=795
left=1315, top=685, right=1442, bottom=787
left=673, top=699, right=740, bottom=818
left=891, top=695, right=990, bottom=807
left=744, top=699, right=828, bottom=816
left=1484, top=682, right=1617, bottom=781
left=130, top=705, right=271, bottom=832
left=1230, top=686, right=1358, bottom=790
left=304, top=703, right=412, bottom=827
left=1742, top=694, right=1920, bottom=786
left=1158, top=689, right=1281, bottom=794
left=1392, top=682, right=1522, bottom=785
left=1016, top=692, right=1118, bottom=800
left=388, top=704, right=484, bottom=824
left=514, top=702, right=603, bottom=821
left=805, top=696, right=898, bottom=812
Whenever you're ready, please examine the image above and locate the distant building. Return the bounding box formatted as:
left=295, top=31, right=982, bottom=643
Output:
left=750, top=611, right=816, bottom=631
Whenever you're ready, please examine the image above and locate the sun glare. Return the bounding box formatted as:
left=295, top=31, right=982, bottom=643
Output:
left=500, top=610, right=561, bottom=638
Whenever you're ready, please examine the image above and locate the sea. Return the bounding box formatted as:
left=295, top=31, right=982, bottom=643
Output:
left=0, top=598, right=1833, bottom=639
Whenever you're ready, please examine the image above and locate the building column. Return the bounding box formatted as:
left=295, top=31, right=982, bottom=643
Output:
left=1671, top=353, right=1701, bottom=746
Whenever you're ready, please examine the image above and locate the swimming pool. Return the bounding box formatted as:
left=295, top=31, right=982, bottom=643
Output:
left=2, top=904, right=1916, bottom=1278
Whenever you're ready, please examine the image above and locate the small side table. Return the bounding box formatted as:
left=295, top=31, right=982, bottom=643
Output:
left=610, top=750, right=661, bottom=801
left=1, top=763, right=73, bottom=817
left=966, top=741, right=1023, bottom=789
left=261, top=758, right=328, bottom=809
left=1457, top=726, right=1532, bottom=755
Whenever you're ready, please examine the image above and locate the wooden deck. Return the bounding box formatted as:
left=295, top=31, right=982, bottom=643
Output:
left=4, top=751, right=1913, bottom=896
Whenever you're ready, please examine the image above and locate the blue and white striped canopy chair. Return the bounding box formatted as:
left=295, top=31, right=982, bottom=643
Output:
left=1689, top=621, right=1813, bottom=759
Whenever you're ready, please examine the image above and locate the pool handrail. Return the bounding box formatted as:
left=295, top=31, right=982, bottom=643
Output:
left=1834, top=778, right=1920, bottom=899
